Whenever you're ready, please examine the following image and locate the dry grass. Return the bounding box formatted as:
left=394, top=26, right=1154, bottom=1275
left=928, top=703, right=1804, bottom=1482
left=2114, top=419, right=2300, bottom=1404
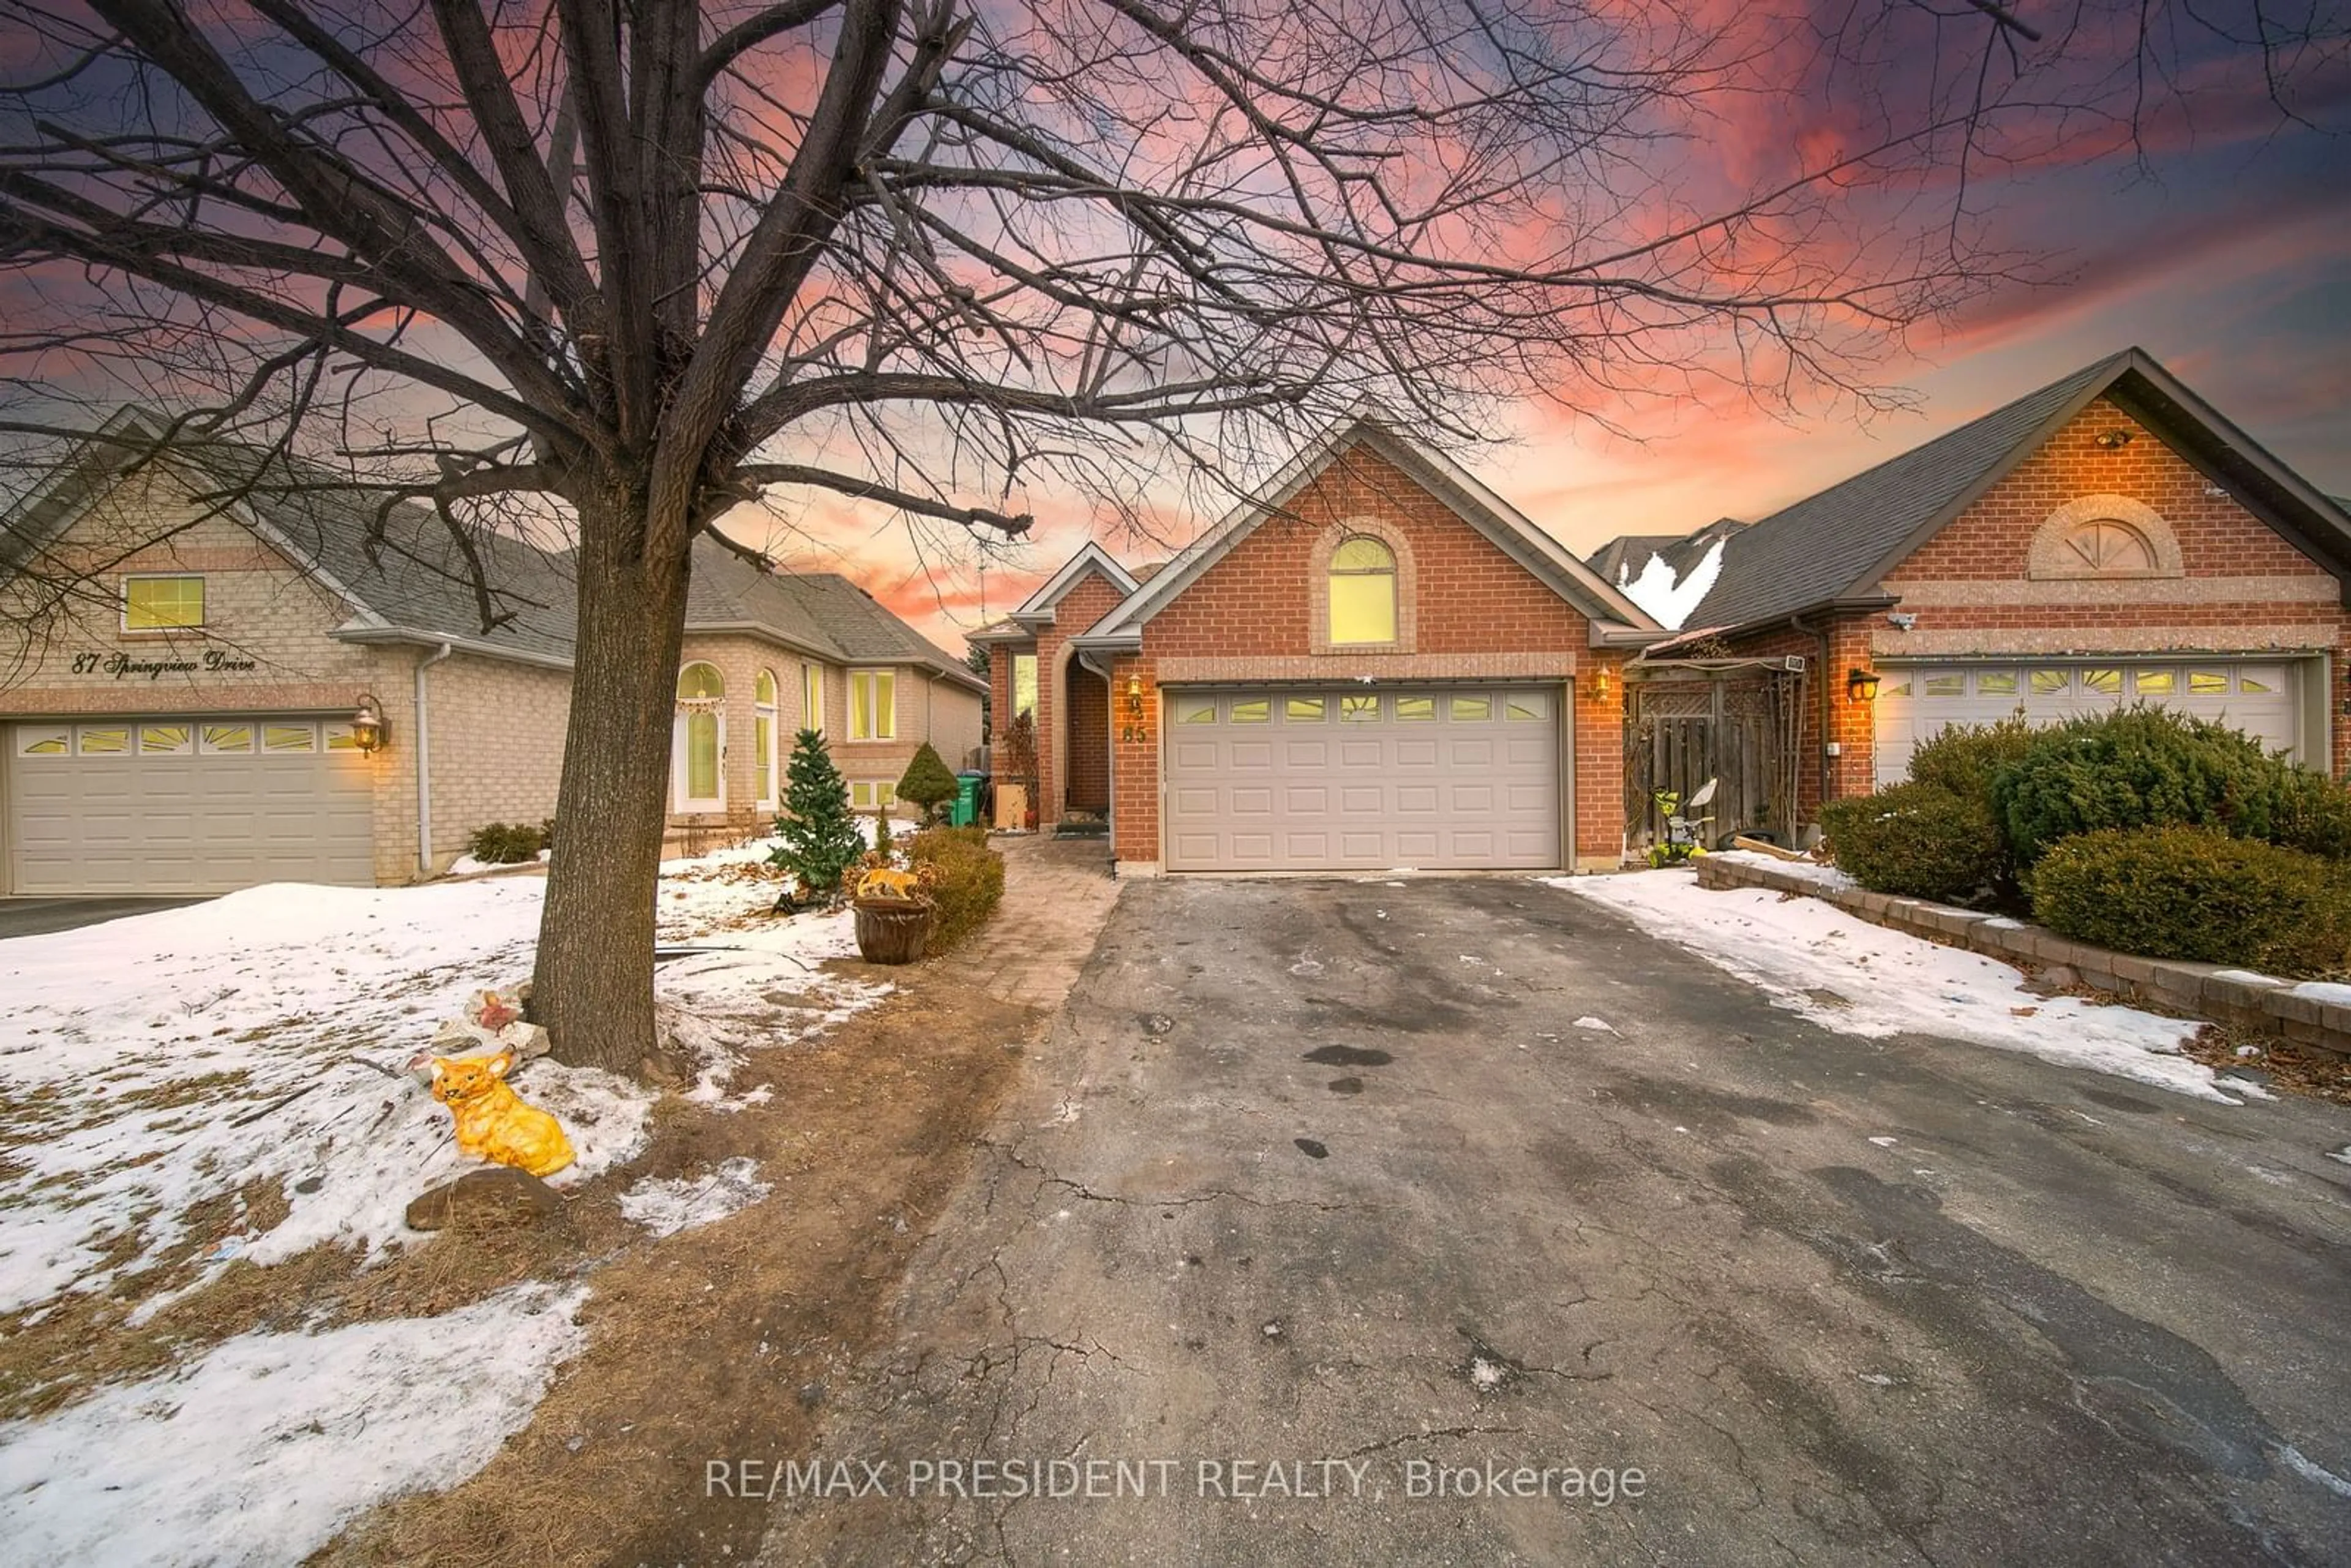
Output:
left=2184, top=1024, right=2351, bottom=1105
left=311, top=962, right=1034, bottom=1568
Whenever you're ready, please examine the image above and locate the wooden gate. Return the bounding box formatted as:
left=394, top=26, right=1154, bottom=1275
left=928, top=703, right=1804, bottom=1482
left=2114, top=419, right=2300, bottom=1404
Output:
left=1624, top=660, right=1803, bottom=851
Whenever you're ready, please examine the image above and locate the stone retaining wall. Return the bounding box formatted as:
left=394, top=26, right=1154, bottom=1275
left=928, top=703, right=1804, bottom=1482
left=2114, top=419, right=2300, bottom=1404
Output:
left=1695, top=855, right=2351, bottom=1060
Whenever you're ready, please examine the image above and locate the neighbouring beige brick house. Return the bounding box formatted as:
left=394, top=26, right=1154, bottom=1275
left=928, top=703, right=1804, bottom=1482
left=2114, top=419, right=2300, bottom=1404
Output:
left=0, top=413, right=982, bottom=895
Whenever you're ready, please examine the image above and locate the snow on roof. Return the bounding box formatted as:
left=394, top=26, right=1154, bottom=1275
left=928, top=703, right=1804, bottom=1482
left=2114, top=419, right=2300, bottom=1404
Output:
left=1614, top=535, right=1728, bottom=631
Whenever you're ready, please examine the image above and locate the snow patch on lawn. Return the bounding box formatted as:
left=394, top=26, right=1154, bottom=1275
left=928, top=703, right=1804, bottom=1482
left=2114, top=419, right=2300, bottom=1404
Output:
left=1708, top=849, right=1856, bottom=893
left=619, top=1157, right=772, bottom=1238
left=0, top=841, right=878, bottom=1316
left=1549, top=871, right=2232, bottom=1102
left=0, top=1281, right=586, bottom=1568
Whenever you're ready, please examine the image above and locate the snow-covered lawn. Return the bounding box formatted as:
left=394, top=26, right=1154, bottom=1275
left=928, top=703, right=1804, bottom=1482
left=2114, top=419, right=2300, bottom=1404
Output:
left=0, top=838, right=882, bottom=1564
left=1553, top=869, right=2240, bottom=1103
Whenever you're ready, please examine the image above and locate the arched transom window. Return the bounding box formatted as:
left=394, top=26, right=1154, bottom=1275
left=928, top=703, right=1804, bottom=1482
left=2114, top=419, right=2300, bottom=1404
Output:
left=1327, top=535, right=1398, bottom=645
left=675, top=662, right=725, bottom=807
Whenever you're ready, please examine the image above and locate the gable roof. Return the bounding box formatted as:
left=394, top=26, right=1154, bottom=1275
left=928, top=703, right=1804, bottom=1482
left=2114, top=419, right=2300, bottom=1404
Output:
left=2, top=410, right=981, bottom=689
left=1076, top=416, right=1657, bottom=647
left=1010, top=542, right=1137, bottom=629
left=1684, top=348, right=2351, bottom=634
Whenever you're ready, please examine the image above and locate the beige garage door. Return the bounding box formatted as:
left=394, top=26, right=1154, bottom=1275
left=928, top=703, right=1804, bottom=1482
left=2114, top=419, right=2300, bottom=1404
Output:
left=1874, top=660, right=2303, bottom=785
left=7, top=718, right=374, bottom=895
left=1163, top=687, right=1562, bottom=872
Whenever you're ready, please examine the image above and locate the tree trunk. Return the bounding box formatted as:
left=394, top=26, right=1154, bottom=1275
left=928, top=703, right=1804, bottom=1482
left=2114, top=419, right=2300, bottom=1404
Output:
left=533, top=488, right=694, bottom=1073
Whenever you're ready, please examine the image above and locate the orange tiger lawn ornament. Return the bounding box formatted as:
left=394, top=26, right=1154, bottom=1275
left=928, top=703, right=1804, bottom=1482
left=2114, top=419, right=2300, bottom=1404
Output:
left=855, top=866, right=926, bottom=901
left=428, top=1049, right=574, bottom=1178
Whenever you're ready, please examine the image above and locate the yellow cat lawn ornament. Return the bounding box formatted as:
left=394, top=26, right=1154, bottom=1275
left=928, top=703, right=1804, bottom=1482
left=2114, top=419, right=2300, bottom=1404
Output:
left=856, top=866, right=925, bottom=901
left=429, top=1048, right=574, bottom=1178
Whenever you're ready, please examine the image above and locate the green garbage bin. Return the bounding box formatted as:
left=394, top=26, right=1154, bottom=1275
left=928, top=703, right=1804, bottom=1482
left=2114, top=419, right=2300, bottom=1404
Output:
left=952, top=772, right=984, bottom=828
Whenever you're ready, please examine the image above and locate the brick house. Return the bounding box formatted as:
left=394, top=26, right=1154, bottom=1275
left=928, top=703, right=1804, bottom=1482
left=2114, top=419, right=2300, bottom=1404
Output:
left=1665, top=348, right=2351, bottom=835
left=971, top=418, right=1659, bottom=874
left=0, top=413, right=981, bottom=895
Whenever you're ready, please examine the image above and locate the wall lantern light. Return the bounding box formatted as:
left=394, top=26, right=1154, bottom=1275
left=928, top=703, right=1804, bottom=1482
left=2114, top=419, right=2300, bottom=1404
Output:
left=1589, top=666, right=1611, bottom=703
left=1118, top=672, right=1147, bottom=743
left=351, top=694, right=386, bottom=752
left=1845, top=668, right=1881, bottom=705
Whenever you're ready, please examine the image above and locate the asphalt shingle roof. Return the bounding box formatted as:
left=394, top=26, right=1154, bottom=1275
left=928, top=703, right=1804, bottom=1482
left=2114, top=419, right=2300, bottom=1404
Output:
left=1685, top=353, right=2128, bottom=632
left=684, top=540, right=980, bottom=686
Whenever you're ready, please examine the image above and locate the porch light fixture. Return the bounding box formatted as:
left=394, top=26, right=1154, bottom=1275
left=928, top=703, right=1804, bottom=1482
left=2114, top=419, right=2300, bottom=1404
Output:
left=1588, top=666, right=1611, bottom=702
left=351, top=694, right=386, bottom=753
left=1845, top=668, right=1881, bottom=705
left=2093, top=428, right=2135, bottom=450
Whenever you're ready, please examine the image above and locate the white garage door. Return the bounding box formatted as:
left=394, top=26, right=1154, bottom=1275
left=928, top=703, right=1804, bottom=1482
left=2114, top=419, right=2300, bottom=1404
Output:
left=1162, top=686, right=1561, bottom=872
left=1875, top=660, right=2302, bottom=786
left=7, top=718, right=374, bottom=895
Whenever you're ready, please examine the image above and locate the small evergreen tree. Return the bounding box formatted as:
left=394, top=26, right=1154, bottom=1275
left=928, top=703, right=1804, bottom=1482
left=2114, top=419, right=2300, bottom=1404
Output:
left=896, top=741, right=961, bottom=826
left=872, top=809, right=896, bottom=861
left=770, top=729, right=864, bottom=900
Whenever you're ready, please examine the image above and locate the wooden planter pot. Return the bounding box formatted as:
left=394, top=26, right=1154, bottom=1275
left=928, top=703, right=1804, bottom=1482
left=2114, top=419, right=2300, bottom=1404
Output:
left=853, top=898, right=934, bottom=964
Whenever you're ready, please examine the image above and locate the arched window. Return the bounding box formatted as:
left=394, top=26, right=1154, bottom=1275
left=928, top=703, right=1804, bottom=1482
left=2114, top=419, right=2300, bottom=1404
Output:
left=1327, top=535, right=1398, bottom=645
left=674, top=662, right=725, bottom=808
left=2027, top=495, right=2181, bottom=580
left=754, top=669, right=779, bottom=808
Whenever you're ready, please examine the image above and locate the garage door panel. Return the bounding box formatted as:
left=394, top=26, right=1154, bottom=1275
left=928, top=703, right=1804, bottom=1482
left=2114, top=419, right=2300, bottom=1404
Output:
left=1877, top=661, right=2303, bottom=786
left=10, top=718, right=372, bottom=895
left=1163, top=686, right=1561, bottom=871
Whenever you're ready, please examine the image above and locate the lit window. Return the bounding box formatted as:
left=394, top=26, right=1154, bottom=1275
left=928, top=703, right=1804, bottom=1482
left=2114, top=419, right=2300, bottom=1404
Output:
left=2031, top=670, right=2070, bottom=695
left=201, top=723, right=253, bottom=754
left=1976, top=672, right=2018, bottom=696
left=675, top=662, right=724, bottom=804
left=850, top=781, right=896, bottom=809
left=2238, top=670, right=2278, bottom=694
left=263, top=724, right=317, bottom=752
left=2134, top=670, right=2175, bottom=695
left=803, top=664, right=824, bottom=735
left=1395, top=696, right=1436, bottom=721
left=1922, top=673, right=1965, bottom=697
left=323, top=724, right=362, bottom=751
left=16, top=726, right=69, bottom=756
left=754, top=669, right=779, bottom=806
left=849, top=669, right=896, bottom=740
left=2082, top=669, right=2123, bottom=696
left=1449, top=695, right=1493, bottom=721
left=2189, top=670, right=2229, bottom=695
left=141, top=724, right=193, bottom=754
left=1340, top=695, right=1381, bottom=722
left=1229, top=697, right=1270, bottom=724
left=1880, top=678, right=1913, bottom=699
left=76, top=726, right=131, bottom=755
left=1011, top=653, right=1038, bottom=719
left=1327, top=536, right=1397, bottom=645
left=1505, top=694, right=1547, bottom=721
left=124, top=576, right=204, bottom=630
left=1285, top=696, right=1327, bottom=721
left=676, top=662, right=725, bottom=702
left=1173, top=695, right=1217, bottom=726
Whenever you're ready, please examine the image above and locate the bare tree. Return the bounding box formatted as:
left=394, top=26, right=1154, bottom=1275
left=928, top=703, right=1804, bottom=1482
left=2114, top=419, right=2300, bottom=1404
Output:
left=0, top=1, right=2337, bottom=1071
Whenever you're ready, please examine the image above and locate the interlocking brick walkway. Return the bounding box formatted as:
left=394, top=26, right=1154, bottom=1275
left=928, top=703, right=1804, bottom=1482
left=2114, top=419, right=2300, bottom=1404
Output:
left=973, top=834, right=1121, bottom=1009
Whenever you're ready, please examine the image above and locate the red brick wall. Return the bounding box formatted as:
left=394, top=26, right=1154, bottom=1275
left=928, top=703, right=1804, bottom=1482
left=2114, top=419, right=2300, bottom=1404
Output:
left=1064, top=663, right=1109, bottom=811
left=1119, top=444, right=1619, bottom=866
left=1725, top=393, right=2351, bottom=820
left=1035, top=569, right=1128, bottom=822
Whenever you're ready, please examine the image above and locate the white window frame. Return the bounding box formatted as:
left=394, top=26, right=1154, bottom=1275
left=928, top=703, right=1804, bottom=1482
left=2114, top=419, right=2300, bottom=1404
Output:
left=803, top=662, right=825, bottom=737
left=672, top=708, right=727, bottom=812
left=848, top=668, right=896, bottom=741
left=754, top=669, right=780, bottom=810
left=850, top=780, right=897, bottom=811
left=121, top=573, right=206, bottom=632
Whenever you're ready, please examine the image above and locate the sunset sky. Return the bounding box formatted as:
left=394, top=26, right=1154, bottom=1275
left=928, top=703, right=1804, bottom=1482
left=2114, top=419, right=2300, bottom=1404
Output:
left=751, top=57, right=2351, bottom=655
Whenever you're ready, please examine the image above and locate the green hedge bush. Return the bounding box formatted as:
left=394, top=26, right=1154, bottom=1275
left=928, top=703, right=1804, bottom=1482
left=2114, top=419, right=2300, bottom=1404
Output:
left=1905, top=713, right=2038, bottom=805
left=1820, top=782, right=2008, bottom=903
left=2273, top=765, right=2351, bottom=860
left=896, top=742, right=961, bottom=825
left=465, top=820, right=546, bottom=864
left=906, top=826, right=1003, bottom=951
left=2030, top=825, right=2351, bottom=976
left=1992, top=706, right=2285, bottom=867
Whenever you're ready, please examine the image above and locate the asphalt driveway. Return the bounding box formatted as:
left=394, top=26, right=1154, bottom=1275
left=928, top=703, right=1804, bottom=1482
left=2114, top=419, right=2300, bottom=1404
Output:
left=765, top=877, right=2351, bottom=1566
left=0, top=896, right=206, bottom=939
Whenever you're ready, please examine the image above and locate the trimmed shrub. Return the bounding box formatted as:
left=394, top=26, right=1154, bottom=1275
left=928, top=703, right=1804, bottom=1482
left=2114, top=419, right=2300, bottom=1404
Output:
left=1992, top=705, right=2284, bottom=867
left=2030, top=825, right=2351, bottom=977
left=906, top=825, right=1003, bottom=951
left=1820, top=782, right=2007, bottom=904
left=466, top=820, right=546, bottom=865
left=896, top=742, right=961, bottom=825
left=1905, top=713, right=2038, bottom=806
left=2273, top=765, right=2351, bottom=860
